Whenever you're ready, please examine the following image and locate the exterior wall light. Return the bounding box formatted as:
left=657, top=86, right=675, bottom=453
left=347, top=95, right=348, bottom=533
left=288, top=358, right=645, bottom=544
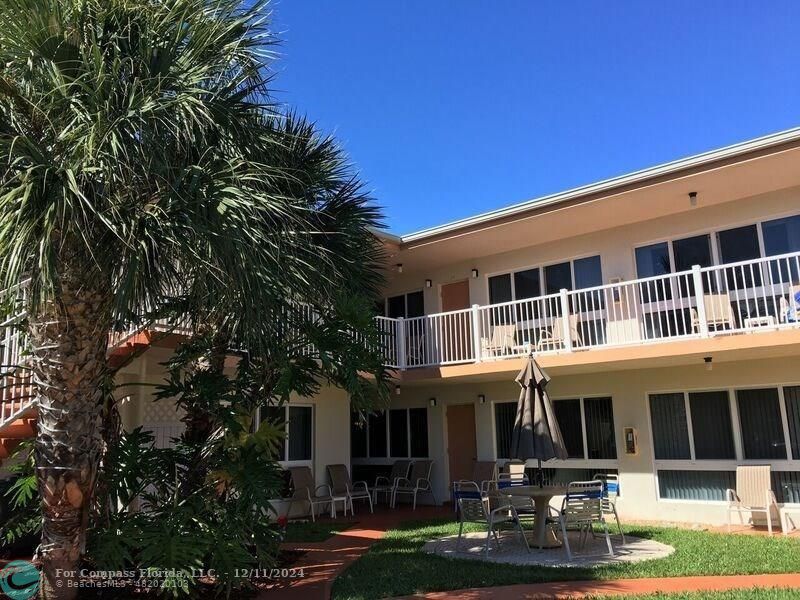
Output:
left=395, top=385, right=401, bottom=395
left=704, top=356, right=713, bottom=371
left=478, top=394, right=486, bottom=404
left=471, top=268, right=479, bottom=278
left=689, top=191, right=698, bottom=207
left=396, top=263, right=403, bottom=273
left=425, top=279, right=432, bottom=288
left=429, top=397, right=437, bottom=407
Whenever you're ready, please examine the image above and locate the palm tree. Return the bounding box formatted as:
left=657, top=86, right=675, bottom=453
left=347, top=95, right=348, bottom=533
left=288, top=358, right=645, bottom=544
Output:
left=0, top=1, right=386, bottom=597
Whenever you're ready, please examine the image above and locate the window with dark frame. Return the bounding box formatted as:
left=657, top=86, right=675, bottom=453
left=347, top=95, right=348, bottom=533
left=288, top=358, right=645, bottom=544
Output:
left=351, top=408, right=429, bottom=459
left=259, top=404, right=312, bottom=462
left=385, top=290, right=425, bottom=318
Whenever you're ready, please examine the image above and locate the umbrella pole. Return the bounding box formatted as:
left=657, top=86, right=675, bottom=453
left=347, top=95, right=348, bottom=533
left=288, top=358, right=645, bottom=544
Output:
left=538, top=458, right=543, bottom=488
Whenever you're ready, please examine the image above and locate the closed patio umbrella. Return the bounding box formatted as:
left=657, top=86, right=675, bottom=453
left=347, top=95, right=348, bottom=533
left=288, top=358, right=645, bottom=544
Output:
left=510, top=355, right=568, bottom=486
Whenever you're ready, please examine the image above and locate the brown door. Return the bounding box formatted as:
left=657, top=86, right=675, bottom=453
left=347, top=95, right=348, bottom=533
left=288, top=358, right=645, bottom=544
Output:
left=446, top=403, right=477, bottom=489
left=441, top=280, right=470, bottom=312
left=440, top=281, right=472, bottom=362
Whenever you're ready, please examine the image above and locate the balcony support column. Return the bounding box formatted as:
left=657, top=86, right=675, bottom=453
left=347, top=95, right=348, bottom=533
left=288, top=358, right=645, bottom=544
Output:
left=692, top=265, right=709, bottom=338
left=470, top=304, right=482, bottom=362
left=559, top=288, right=573, bottom=352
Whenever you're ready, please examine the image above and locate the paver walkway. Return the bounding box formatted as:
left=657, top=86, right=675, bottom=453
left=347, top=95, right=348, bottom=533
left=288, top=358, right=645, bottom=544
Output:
left=262, top=505, right=447, bottom=600
left=262, top=507, right=800, bottom=600
left=398, top=574, right=800, bottom=599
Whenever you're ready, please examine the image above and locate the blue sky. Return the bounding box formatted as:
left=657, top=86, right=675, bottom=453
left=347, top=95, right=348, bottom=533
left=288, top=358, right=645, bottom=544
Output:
left=270, top=1, right=800, bottom=235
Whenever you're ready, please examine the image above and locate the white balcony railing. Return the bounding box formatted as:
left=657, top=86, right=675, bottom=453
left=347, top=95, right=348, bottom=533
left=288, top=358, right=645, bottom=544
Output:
left=379, top=250, right=800, bottom=369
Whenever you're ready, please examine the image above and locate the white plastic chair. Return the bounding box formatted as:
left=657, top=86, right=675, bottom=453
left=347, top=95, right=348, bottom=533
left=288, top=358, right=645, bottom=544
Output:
left=593, top=472, right=625, bottom=543
left=726, top=465, right=778, bottom=535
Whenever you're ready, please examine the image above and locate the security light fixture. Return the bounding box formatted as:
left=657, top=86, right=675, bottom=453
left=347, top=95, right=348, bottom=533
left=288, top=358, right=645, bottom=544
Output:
left=689, top=191, right=698, bottom=207
left=478, top=394, right=486, bottom=404
left=429, top=397, right=437, bottom=407
left=395, top=385, right=401, bottom=396
left=396, top=263, right=403, bottom=273
left=704, top=356, right=713, bottom=371
left=425, top=279, right=432, bottom=288
left=471, top=268, right=479, bottom=278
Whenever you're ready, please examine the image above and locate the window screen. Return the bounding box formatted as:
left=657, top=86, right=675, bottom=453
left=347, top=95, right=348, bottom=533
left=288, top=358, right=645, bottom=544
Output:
left=488, top=274, right=513, bottom=304
left=689, top=391, right=735, bottom=460
left=736, top=388, right=787, bottom=460
left=649, top=393, right=690, bottom=460
left=494, top=402, right=517, bottom=459
left=785, top=386, right=800, bottom=460
left=389, top=409, right=409, bottom=457
left=584, top=397, right=616, bottom=459
left=368, top=411, right=387, bottom=458
left=409, top=408, right=429, bottom=457
left=553, top=399, right=584, bottom=459
left=287, top=406, right=313, bottom=461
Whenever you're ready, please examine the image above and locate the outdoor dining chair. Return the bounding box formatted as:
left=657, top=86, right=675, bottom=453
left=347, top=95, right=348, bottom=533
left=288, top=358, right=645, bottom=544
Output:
left=457, top=496, right=530, bottom=558
left=391, top=459, right=436, bottom=509
left=327, top=463, right=374, bottom=516
left=371, top=460, right=411, bottom=505
left=480, top=324, right=517, bottom=357
left=593, top=472, right=625, bottom=543
left=779, top=286, right=800, bottom=323
left=692, top=293, right=736, bottom=332
left=554, top=480, right=614, bottom=561
left=536, top=314, right=582, bottom=351
left=286, top=466, right=334, bottom=522
left=726, top=465, right=779, bottom=535
left=452, top=460, right=497, bottom=513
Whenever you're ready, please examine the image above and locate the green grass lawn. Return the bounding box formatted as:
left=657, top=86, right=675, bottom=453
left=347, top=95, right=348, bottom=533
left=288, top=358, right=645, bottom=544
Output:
left=282, top=520, right=353, bottom=543
left=332, top=519, right=800, bottom=600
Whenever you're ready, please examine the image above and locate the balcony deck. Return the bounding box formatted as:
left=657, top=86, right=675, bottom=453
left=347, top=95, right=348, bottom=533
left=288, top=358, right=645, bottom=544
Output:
left=377, top=250, right=800, bottom=375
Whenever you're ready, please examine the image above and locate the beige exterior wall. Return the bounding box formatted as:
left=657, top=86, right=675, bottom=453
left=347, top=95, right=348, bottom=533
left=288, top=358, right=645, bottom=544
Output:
left=385, top=355, right=800, bottom=526
left=385, top=187, right=800, bottom=313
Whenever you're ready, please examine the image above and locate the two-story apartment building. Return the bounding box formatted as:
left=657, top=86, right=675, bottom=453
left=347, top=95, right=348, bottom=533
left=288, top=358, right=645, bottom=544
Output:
left=349, top=127, right=800, bottom=526
left=2, top=127, right=800, bottom=527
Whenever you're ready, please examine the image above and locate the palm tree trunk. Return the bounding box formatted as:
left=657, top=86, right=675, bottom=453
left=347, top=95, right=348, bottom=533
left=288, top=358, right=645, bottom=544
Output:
left=28, top=270, right=111, bottom=599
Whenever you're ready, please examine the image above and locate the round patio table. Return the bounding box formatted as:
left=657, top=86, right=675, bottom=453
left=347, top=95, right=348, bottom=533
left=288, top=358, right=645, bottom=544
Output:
left=495, top=484, right=567, bottom=548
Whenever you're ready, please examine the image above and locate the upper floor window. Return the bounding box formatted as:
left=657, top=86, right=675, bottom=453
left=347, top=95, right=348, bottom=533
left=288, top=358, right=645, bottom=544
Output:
left=386, top=290, right=424, bottom=318
left=488, top=255, right=602, bottom=304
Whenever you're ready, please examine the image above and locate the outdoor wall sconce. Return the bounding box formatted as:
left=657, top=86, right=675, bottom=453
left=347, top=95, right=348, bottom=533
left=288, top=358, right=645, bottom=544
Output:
left=478, top=394, right=486, bottom=404
left=429, top=397, right=438, bottom=407
left=471, top=268, right=479, bottom=278
left=396, top=263, right=403, bottom=273
left=689, top=191, right=698, bottom=207
left=425, top=279, right=432, bottom=288
left=395, top=385, right=401, bottom=395
left=704, top=356, right=713, bottom=371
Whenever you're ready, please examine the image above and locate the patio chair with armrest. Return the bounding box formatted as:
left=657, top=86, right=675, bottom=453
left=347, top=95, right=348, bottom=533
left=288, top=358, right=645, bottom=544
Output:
left=452, top=460, right=497, bottom=512
left=536, top=314, right=582, bottom=351
left=457, top=496, right=530, bottom=558
left=327, top=463, right=373, bottom=516
left=593, top=472, right=625, bottom=543
left=371, top=460, right=411, bottom=505
left=692, top=293, right=736, bottom=332
left=481, top=324, right=517, bottom=358
left=554, top=480, right=614, bottom=561
left=391, top=459, right=436, bottom=509
left=726, top=465, right=778, bottom=535
left=286, top=466, right=333, bottom=522
left=779, top=286, right=800, bottom=324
